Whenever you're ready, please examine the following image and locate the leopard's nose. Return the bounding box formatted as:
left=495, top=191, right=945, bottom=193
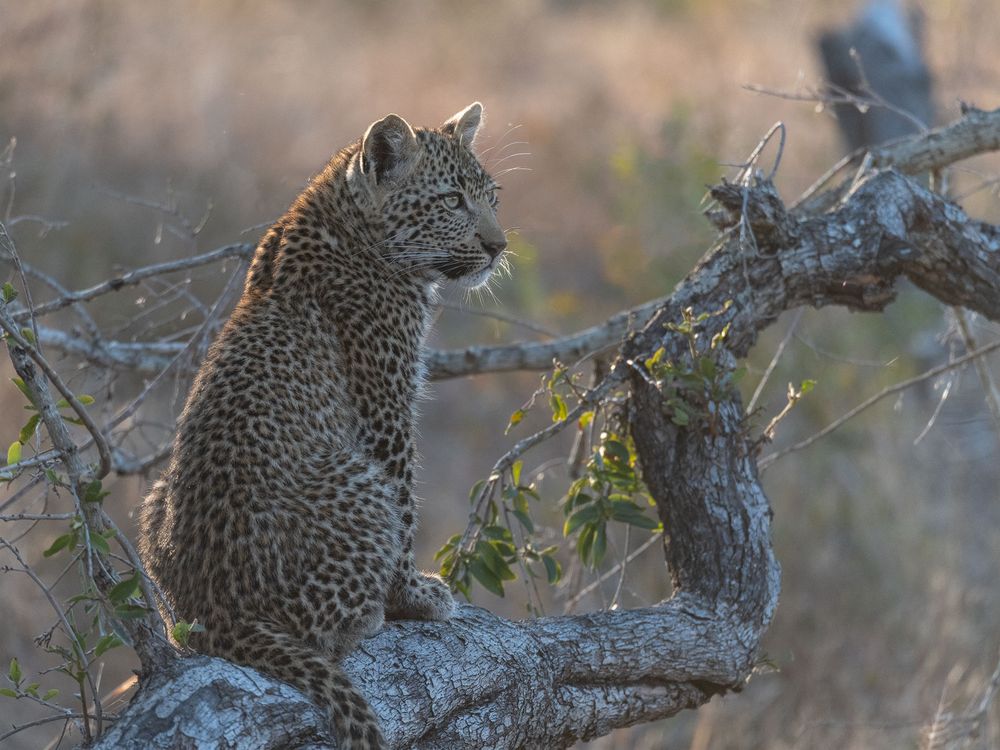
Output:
left=481, top=238, right=507, bottom=259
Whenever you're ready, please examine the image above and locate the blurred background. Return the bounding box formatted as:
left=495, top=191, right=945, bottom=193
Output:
left=1, top=0, right=999, bottom=748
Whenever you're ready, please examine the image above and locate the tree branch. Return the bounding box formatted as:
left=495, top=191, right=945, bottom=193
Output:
left=870, top=105, right=1000, bottom=174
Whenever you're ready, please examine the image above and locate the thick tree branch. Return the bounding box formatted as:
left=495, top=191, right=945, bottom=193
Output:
left=871, top=105, right=1000, bottom=174
left=95, top=601, right=749, bottom=750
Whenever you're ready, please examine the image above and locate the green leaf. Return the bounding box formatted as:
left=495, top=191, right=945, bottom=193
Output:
left=0, top=688, right=16, bottom=698
left=42, top=533, right=75, bottom=558
left=542, top=554, right=562, bottom=584
left=578, top=410, right=594, bottom=430
left=609, top=500, right=660, bottom=529
left=25, top=683, right=39, bottom=697
left=670, top=405, right=690, bottom=426
left=10, top=377, right=32, bottom=403
left=19, top=328, right=35, bottom=346
left=602, top=439, right=630, bottom=466
left=563, top=504, right=600, bottom=536
left=699, top=356, right=716, bottom=379
left=171, top=621, right=204, bottom=648
left=434, top=534, right=462, bottom=561
left=42, top=689, right=59, bottom=701
left=113, top=604, right=150, bottom=620
left=18, top=414, right=40, bottom=444
left=438, top=550, right=457, bottom=578
left=475, top=541, right=515, bottom=581
left=505, top=409, right=524, bottom=434
left=94, top=634, right=122, bottom=658
left=83, top=480, right=109, bottom=504
left=468, top=558, right=504, bottom=597
left=644, top=347, right=666, bottom=371
left=6, top=441, right=21, bottom=466
left=89, top=533, right=110, bottom=556
left=8, top=658, right=22, bottom=686
left=549, top=393, right=568, bottom=423
left=2, top=282, right=17, bottom=303
left=563, top=490, right=591, bottom=514
left=800, top=379, right=817, bottom=395
left=577, top=525, right=596, bottom=565
left=55, top=394, right=95, bottom=409
left=510, top=460, right=522, bottom=488
left=710, top=322, right=731, bottom=349
left=481, top=525, right=511, bottom=542
left=512, top=509, right=534, bottom=533
left=467, top=479, right=487, bottom=505
left=591, top=523, right=608, bottom=567
left=108, top=575, right=141, bottom=605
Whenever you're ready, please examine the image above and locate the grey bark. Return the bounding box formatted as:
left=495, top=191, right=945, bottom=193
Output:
left=90, top=108, right=1000, bottom=749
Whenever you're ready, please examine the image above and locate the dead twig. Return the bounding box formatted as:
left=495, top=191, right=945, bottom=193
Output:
left=760, top=338, right=1000, bottom=470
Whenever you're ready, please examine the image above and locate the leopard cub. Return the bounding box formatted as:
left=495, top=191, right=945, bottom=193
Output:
left=138, top=102, right=506, bottom=749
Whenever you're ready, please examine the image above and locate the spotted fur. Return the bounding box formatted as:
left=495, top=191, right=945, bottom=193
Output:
left=138, top=103, right=505, bottom=749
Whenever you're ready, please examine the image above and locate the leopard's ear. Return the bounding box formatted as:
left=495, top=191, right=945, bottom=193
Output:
left=442, top=102, right=483, bottom=148
left=360, top=113, right=420, bottom=185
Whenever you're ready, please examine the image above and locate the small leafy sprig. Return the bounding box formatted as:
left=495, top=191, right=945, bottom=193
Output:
left=437, top=460, right=561, bottom=599
left=440, top=359, right=662, bottom=601
left=561, top=430, right=660, bottom=570
left=640, top=302, right=747, bottom=431
left=0, top=657, right=60, bottom=702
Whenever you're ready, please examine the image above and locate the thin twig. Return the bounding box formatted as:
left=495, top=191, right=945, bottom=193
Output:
left=0, top=307, right=112, bottom=480
left=437, top=300, right=557, bottom=338
left=0, top=220, right=41, bottom=349
left=564, top=532, right=663, bottom=613
left=747, top=309, right=803, bottom=415
left=760, top=338, right=1000, bottom=469
left=743, top=81, right=928, bottom=134
left=0, top=538, right=97, bottom=742
left=609, top=525, right=631, bottom=610
left=0, top=512, right=75, bottom=522
left=0, top=712, right=82, bottom=744
left=912, top=375, right=954, bottom=446
left=12, top=242, right=252, bottom=321
left=952, top=308, right=1000, bottom=449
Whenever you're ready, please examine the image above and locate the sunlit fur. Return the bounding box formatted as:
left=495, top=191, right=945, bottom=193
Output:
left=138, top=103, right=505, bottom=750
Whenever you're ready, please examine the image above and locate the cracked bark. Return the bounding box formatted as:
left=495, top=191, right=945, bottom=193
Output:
left=90, top=110, right=1000, bottom=748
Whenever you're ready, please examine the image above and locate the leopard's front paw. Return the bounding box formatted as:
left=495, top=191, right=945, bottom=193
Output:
left=387, top=571, right=456, bottom=621
left=418, top=572, right=456, bottom=620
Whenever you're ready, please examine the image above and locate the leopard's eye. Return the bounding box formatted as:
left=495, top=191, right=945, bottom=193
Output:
left=441, top=192, right=463, bottom=210
left=488, top=189, right=500, bottom=208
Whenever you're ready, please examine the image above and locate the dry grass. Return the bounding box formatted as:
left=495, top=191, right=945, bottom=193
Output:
left=1, top=1, right=999, bottom=748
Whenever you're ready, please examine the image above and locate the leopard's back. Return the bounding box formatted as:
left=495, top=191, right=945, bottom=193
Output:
left=138, top=102, right=506, bottom=749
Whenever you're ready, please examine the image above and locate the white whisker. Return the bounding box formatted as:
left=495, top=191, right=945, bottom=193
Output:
left=479, top=124, right=524, bottom=158
left=495, top=166, right=533, bottom=177
left=491, top=152, right=532, bottom=168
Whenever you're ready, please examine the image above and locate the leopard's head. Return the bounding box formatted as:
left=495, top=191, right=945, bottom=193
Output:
left=347, top=102, right=507, bottom=288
